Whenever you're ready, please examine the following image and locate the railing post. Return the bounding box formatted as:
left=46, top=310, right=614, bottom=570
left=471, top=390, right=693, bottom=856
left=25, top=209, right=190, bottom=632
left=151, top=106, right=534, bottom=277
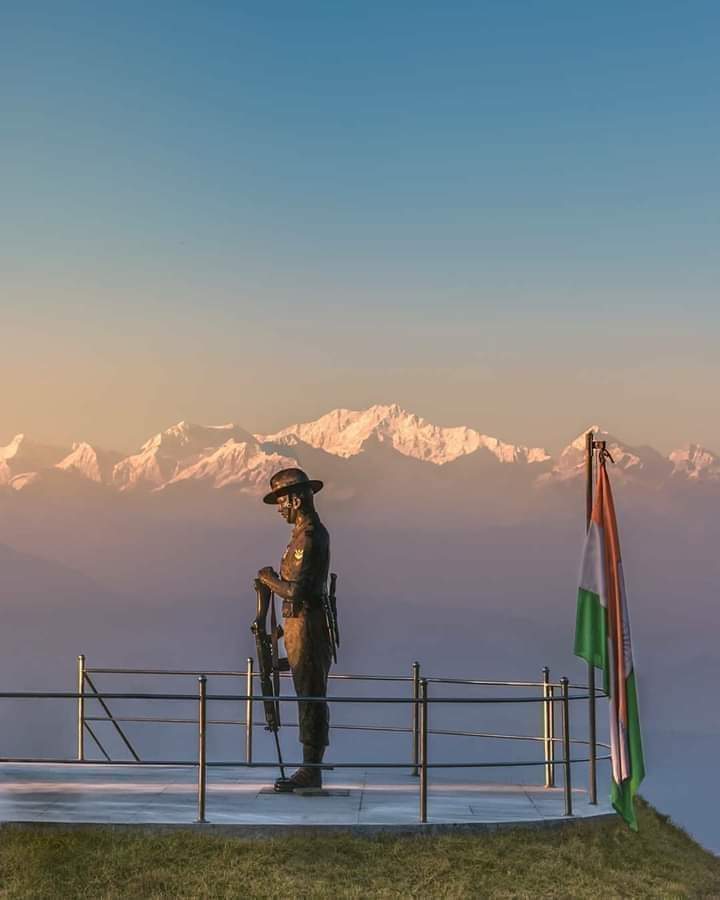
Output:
left=561, top=676, right=572, bottom=817
left=77, top=654, right=85, bottom=762
left=196, top=675, right=208, bottom=823
left=542, top=667, right=555, bottom=788
left=588, top=672, right=597, bottom=804
left=419, top=677, right=428, bottom=823
left=245, top=657, right=254, bottom=765
left=411, top=661, right=420, bottom=776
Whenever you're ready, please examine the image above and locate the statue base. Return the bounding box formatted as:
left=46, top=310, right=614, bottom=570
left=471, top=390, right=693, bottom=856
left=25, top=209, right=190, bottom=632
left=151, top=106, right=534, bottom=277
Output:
left=259, top=787, right=350, bottom=797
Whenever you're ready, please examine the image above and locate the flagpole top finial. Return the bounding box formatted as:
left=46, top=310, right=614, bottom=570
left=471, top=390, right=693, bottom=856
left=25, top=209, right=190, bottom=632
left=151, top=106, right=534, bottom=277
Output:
left=593, top=440, right=615, bottom=465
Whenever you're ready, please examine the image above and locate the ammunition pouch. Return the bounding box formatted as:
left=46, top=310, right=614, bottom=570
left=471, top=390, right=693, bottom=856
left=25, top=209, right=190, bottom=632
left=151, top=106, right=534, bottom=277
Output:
left=282, top=594, right=324, bottom=618
left=282, top=598, right=303, bottom=618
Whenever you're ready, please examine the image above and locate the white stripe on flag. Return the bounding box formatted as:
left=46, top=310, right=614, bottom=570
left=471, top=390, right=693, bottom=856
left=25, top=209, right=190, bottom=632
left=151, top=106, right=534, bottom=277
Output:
left=578, top=521, right=607, bottom=606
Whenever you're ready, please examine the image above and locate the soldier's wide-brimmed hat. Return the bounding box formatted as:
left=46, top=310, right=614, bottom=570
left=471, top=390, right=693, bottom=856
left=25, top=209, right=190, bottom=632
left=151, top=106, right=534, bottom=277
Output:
left=263, top=468, right=324, bottom=505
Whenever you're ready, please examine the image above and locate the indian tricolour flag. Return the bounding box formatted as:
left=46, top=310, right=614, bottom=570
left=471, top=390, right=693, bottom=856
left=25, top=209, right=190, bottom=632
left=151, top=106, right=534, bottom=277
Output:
left=574, top=459, right=646, bottom=830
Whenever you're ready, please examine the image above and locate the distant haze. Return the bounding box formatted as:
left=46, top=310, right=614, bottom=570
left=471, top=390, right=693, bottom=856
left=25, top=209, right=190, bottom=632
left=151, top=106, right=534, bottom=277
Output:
left=0, top=363, right=717, bottom=459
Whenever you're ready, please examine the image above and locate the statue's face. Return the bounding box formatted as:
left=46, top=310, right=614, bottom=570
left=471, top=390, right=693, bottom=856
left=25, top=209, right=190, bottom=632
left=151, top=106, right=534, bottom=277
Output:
left=277, top=492, right=302, bottom=524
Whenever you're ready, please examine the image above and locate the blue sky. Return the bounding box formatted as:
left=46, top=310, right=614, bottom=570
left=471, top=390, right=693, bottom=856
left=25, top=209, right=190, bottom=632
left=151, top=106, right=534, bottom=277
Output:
left=2, top=2, right=719, bottom=451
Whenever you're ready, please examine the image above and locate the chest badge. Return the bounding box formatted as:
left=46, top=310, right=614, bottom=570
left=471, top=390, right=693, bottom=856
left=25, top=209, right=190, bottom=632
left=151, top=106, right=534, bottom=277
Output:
left=294, top=548, right=304, bottom=561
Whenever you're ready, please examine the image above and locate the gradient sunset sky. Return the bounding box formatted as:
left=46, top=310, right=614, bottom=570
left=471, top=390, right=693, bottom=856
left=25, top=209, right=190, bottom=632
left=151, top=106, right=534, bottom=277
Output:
left=3, top=2, right=719, bottom=453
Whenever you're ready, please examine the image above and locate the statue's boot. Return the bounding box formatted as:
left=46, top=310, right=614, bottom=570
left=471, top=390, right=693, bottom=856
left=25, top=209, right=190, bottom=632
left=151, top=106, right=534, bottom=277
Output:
left=274, top=744, right=324, bottom=792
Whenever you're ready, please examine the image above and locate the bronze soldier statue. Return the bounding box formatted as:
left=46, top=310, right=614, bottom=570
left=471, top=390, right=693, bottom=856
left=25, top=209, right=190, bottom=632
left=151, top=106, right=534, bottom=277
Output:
left=256, top=468, right=332, bottom=791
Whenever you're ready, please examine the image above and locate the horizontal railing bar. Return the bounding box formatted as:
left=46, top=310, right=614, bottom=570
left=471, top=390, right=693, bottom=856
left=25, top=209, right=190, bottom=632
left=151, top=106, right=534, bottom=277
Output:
left=85, top=669, right=255, bottom=677
left=427, top=678, right=607, bottom=694
left=85, top=669, right=413, bottom=682
left=0, top=691, right=598, bottom=704
left=328, top=674, right=412, bottom=682
left=423, top=730, right=600, bottom=745
left=219, top=692, right=599, bottom=704
left=0, top=756, right=611, bottom=768
left=204, top=757, right=614, bottom=768
left=428, top=678, right=555, bottom=688
left=86, top=716, right=212, bottom=725
left=84, top=668, right=606, bottom=695
left=85, top=717, right=411, bottom=732
left=0, top=692, right=200, bottom=701
left=0, top=758, right=201, bottom=766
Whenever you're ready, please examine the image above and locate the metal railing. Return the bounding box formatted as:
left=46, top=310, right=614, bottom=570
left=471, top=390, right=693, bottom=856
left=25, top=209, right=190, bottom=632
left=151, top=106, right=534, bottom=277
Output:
left=0, top=656, right=610, bottom=824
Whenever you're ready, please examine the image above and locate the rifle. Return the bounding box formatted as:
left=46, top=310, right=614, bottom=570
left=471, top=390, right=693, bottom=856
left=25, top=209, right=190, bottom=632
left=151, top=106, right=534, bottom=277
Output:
left=251, top=579, right=288, bottom=780
left=323, top=572, right=340, bottom=664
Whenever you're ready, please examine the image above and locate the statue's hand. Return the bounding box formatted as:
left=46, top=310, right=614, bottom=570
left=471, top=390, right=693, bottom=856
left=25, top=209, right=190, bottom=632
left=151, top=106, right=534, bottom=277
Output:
left=257, top=566, right=278, bottom=584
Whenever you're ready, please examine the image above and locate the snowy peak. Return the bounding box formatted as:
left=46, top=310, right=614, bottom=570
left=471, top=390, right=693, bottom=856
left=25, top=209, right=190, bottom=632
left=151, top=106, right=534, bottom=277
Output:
left=140, top=421, right=256, bottom=456
left=258, top=404, right=550, bottom=466
left=669, top=444, right=720, bottom=481
left=113, top=446, right=177, bottom=491
left=0, top=434, right=25, bottom=461
left=163, top=440, right=298, bottom=491
left=115, top=421, right=259, bottom=491
left=56, top=442, right=122, bottom=484
left=258, top=405, right=399, bottom=458
left=0, top=434, right=69, bottom=473
left=548, top=427, right=672, bottom=483
left=552, top=426, right=612, bottom=481
left=566, top=426, right=602, bottom=454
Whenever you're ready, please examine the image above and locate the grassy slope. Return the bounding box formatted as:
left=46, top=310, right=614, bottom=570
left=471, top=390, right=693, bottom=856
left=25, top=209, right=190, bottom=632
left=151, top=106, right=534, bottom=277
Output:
left=0, top=800, right=718, bottom=899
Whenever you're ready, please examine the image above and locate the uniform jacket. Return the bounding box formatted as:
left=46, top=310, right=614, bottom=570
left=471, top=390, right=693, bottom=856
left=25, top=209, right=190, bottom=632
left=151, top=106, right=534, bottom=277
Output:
left=278, top=512, right=330, bottom=614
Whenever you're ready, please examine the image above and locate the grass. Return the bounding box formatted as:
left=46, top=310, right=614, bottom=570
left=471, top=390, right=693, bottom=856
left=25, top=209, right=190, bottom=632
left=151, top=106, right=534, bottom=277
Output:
left=0, top=799, right=717, bottom=899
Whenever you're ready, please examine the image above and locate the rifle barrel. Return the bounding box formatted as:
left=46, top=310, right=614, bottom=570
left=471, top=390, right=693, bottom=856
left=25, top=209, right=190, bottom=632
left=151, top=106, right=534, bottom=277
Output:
left=252, top=580, right=286, bottom=777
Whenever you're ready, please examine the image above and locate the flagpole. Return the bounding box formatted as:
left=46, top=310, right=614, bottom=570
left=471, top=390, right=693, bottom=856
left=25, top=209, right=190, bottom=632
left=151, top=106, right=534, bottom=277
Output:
left=585, top=430, right=598, bottom=805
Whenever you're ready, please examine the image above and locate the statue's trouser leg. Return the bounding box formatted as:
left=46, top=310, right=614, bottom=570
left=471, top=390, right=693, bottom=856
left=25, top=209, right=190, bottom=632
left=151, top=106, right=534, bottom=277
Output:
left=279, top=608, right=332, bottom=788
left=285, top=608, right=332, bottom=747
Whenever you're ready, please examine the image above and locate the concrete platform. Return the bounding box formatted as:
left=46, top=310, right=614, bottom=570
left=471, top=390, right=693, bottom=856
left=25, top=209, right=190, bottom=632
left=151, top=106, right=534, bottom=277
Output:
left=0, top=764, right=615, bottom=833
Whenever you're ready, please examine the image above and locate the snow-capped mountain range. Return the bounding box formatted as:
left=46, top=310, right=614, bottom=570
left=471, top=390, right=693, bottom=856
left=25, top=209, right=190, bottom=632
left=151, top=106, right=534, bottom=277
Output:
left=257, top=404, right=550, bottom=465
left=1, top=404, right=719, bottom=494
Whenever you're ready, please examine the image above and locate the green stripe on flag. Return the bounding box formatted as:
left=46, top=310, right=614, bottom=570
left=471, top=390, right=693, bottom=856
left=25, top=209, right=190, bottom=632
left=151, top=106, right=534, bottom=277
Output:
left=610, top=670, right=646, bottom=831
left=574, top=588, right=608, bottom=687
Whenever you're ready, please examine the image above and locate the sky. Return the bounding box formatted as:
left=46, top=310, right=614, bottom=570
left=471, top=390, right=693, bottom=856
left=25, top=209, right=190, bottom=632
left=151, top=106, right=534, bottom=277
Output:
left=2, top=1, right=719, bottom=454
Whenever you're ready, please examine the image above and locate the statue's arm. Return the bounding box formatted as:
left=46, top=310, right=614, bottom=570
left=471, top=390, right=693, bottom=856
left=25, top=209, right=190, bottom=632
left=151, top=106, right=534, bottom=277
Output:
left=257, top=567, right=293, bottom=600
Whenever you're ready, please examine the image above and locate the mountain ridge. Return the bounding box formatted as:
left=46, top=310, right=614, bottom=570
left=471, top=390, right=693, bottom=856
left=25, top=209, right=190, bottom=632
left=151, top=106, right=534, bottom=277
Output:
left=2, top=405, right=718, bottom=494
left=257, top=403, right=551, bottom=466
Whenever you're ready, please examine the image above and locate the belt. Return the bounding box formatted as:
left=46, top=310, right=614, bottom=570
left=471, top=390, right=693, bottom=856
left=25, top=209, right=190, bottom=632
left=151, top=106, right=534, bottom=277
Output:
left=282, top=594, right=324, bottom=618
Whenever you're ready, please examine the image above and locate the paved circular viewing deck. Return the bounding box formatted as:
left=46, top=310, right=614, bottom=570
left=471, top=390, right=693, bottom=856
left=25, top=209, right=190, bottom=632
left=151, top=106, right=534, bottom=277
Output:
left=0, top=764, right=614, bottom=834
